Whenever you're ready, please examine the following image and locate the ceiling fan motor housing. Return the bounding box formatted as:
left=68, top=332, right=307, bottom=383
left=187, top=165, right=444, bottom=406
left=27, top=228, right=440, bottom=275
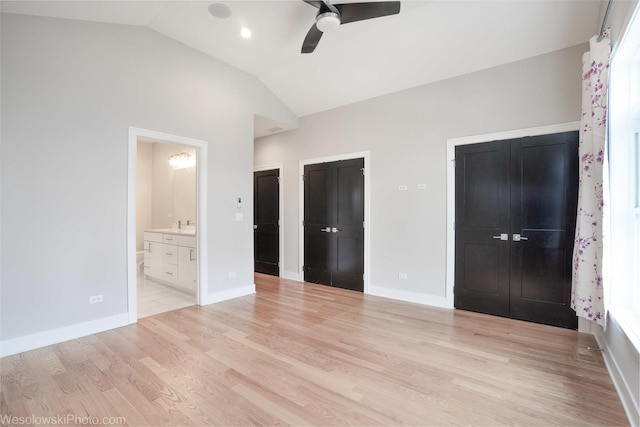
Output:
left=316, top=12, right=341, bottom=32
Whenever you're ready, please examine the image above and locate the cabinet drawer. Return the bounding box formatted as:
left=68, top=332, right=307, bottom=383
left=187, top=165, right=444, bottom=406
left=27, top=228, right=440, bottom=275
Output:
left=177, top=235, right=196, bottom=248
left=163, top=263, right=178, bottom=285
left=163, top=244, right=178, bottom=264
left=144, top=232, right=163, bottom=243
left=163, top=234, right=178, bottom=244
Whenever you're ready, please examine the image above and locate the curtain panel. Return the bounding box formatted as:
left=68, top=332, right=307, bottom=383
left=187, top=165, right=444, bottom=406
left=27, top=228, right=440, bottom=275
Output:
left=571, top=30, right=611, bottom=326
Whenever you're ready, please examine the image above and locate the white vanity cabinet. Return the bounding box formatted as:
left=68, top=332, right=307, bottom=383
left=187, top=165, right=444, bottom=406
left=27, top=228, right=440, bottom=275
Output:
left=177, top=235, right=197, bottom=293
left=143, top=232, right=163, bottom=279
left=143, top=231, right=196, bottom=293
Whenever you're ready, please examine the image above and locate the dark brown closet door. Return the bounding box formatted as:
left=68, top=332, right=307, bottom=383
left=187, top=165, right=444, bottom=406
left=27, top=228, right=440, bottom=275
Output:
left=304, top=163, right=332, bottom=285
left=509, top=133, right=578, bottom=329
left=304, top=158, right=364, bottom=291
left=454, top=140, right=511, bottom=317
left=455, top=131, right=578, bottom=329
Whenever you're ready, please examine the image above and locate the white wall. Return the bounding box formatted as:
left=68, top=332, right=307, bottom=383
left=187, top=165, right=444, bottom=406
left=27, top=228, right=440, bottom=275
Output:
left=255, top=43, right=585, bottom=299
left=0, top=13, right=297, bottom=348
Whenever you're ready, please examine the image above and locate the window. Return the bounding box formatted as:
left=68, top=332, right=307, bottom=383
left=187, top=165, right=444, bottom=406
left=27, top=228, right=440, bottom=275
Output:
left=608, top=2, right=640, bottom=351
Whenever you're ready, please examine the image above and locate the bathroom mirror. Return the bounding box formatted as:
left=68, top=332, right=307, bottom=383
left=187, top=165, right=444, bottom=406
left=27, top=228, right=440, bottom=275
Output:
left=172, top=166, right=196, bottom=227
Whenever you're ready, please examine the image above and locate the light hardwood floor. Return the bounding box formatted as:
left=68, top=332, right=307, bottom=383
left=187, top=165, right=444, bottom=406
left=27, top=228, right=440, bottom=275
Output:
left=1, top=274, right=628, bottom=426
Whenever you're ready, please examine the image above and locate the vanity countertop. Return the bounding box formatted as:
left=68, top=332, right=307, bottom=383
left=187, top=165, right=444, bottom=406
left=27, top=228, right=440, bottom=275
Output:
left=145, top=228, right=196, bottom=236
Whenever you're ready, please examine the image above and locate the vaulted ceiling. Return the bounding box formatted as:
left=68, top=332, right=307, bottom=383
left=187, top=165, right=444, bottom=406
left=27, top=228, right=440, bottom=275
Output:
left=1, top=1, right=603, bottom=136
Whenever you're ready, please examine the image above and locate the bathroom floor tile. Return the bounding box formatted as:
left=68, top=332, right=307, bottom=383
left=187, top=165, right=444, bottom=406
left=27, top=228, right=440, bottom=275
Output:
left=137, top=275, right=195, bottom=318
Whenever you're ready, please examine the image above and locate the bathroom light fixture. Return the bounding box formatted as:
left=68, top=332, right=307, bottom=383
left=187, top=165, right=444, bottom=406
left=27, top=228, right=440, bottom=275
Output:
left=169, top=152, right=194, bottom=169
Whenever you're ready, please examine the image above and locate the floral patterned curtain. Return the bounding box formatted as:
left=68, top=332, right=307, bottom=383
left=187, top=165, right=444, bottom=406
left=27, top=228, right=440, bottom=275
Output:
left=571, top=30, right=611, bottom=326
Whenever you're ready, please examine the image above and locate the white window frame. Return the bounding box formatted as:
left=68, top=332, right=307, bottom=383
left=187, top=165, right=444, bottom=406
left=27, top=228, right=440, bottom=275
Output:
left=607, top=2, right=640, bottom=352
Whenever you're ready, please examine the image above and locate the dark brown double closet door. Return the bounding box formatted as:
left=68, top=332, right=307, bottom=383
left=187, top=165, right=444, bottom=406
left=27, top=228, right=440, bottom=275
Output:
left=254, top=169, right=279, bottom=276
left=454, top=131, right=579, bottom=329
left=304, top=158, right=364, bottom=292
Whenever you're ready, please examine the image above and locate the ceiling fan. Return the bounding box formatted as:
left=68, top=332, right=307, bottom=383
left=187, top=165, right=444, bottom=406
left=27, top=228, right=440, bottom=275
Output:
left=301, top=0, right=401, bottom=53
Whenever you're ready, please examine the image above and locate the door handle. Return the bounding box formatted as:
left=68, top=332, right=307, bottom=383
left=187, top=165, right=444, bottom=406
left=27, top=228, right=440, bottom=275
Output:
left=332, top=227, right=341, bottom=233
left=492, top=233, right=508, bottom=241
left=254, top=225, right=258, bottom=230
left=513, top=234, right=529, bottom=242
left=321, top=227, right=331, bottom=232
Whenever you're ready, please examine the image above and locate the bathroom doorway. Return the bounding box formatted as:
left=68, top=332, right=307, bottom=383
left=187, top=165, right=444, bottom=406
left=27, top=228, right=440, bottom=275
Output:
left=127, top=127, right=208, bottom=323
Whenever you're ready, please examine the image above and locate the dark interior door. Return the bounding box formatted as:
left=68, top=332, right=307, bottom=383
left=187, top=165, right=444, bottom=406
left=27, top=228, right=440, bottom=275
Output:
left=304, top=158, right=364, bottom=291
left=454, top=140, right=511, bottom=317
left=454, top=131, right=578, bottom=329
left=254, top=169, right=279, bottom=276
left=509, top=134, right=578, bottom=328
left=304, top=163, right=331, bottom=285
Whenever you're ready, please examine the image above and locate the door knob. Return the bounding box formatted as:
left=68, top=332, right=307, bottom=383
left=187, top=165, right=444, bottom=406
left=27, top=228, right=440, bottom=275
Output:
left=492, top=233, right=508, bottom=241
left=332, top=227, right=341, bottom=233
left=513, top=233, right=529, bottom=241
left=321, top=227, right=331, bottom=232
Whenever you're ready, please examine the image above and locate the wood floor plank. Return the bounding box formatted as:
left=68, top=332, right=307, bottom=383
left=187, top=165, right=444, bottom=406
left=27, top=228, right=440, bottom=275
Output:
left=0, top=273, right=629, bottom=426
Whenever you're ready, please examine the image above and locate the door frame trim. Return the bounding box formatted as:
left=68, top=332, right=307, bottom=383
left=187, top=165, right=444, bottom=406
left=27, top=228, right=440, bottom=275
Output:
left=127, top=127, right=208, bottom=324
left=254, top=163, right=284, bottom=278
left=298, top=151, right=371, bottom=292
left=445, top=122, right=580, bottom=309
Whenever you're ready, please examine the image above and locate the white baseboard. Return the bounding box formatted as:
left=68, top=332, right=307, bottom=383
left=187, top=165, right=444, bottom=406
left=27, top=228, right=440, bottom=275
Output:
left=368, top=285, right=448, bottom=308
left=594, top=328, right=640, bottom=426
left=1, top=284, right=256, bottom=358
left=282, top=270, right=301, bottom=282
left=201, top=284, right=255, bottom=305
left=0, top=313, right=129, bottom=358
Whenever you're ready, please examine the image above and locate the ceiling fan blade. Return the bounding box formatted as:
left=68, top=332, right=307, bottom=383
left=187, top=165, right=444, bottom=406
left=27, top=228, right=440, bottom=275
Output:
left=336, top=1, right=401, bottom=24
left=303, top=0, right=324, bottom=9
left=302, top=23, right=323, bottom=53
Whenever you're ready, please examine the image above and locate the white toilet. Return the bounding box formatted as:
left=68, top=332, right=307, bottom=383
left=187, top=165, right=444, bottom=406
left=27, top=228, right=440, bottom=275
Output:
left=136, top=250, right=144, bottom=273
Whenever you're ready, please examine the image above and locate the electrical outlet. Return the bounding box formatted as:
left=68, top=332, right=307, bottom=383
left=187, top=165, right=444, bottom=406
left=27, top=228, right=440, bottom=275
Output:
left=398, top=185, right=408, bottom=191
left=399, top=273, right=408, bottom=279
left=417, top=184, right=427, bottom=190
left=89, top=294, right=103, bottom=304
left=228, top=272, right=237, bottom=278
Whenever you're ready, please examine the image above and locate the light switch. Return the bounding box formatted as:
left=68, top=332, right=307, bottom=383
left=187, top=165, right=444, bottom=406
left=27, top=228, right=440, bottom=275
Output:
left=235, top=213, right=243, bottom=221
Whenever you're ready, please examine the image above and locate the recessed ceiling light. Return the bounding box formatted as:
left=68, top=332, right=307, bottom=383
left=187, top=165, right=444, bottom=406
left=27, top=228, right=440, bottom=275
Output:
left=208, top=3, right=231, bottom=19
left=240, top=27, right=252, bottom=39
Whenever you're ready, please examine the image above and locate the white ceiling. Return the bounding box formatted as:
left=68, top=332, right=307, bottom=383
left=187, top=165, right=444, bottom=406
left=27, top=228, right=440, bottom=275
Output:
left=1, top=0, right=603, bottom=136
